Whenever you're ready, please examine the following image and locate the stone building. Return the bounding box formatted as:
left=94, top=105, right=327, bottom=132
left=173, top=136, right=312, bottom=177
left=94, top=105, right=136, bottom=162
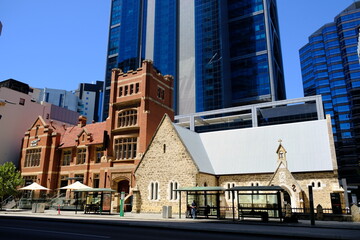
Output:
left=19, top=60, right=174, bottom=210
left=133, top=114, right=344, bottom=214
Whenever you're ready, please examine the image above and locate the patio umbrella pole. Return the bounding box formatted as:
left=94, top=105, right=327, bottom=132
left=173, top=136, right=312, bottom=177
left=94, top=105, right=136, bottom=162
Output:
left=75, top=192, right=78, bottom=214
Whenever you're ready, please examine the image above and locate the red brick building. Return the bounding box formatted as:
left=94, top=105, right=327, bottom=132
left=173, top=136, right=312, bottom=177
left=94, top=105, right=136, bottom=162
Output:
left=19, top=60, right=174, bottom=210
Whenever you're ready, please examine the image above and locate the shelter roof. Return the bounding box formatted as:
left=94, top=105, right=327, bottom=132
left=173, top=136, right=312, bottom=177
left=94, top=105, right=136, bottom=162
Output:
left=176, top=186, right=225, bottom=192
left=227, top=186, right=284, bottom=192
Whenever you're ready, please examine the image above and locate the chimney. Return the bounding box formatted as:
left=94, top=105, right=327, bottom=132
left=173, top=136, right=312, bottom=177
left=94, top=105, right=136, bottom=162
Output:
left=78, top=115, right=87, bottom=127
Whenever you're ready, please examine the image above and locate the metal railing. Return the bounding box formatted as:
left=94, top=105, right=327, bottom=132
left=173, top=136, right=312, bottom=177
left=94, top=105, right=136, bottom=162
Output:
left=291, top=207, right=351, bottom=215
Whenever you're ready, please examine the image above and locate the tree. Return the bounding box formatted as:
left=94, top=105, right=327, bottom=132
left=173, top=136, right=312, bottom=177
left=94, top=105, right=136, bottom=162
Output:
left=0, top=162, right=24, bottom=209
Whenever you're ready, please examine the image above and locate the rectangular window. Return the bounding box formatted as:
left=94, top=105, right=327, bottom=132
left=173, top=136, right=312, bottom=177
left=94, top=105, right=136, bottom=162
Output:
left=23, top=175, right=37, bottom=186
left=59, top=175, right=68, bottom=195
left=19, top=98, right=25, bottom=106
left=25, top=149, right=41, bottom=167
left=59, top=94, right=63, bottom=106
left=114, top=137, right=137, bottom=160
left=74, top=174, right=84, bottom=183
left=130, top=84, right=134, bottom=94
left=76, top=148, right=86, bottom=164
left=93, top=174, right=100, bottom=188
left=62, top=150, right=72, bottom=166
left=135, top=83, right=140, bottom=93
left=124, top=85, right=128, bottom=95
left=95, top=147, right=103, bottom=163
left=119, top=87, right=123, bottom=96
left=157, top=87, right=165, bottom=100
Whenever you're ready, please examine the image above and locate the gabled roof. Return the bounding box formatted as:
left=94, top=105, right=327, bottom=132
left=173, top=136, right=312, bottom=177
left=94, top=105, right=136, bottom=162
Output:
left=28, top=116, right=73, bottom=135
left=173, top=124, right=215, bottom=174
left=171, top=119, right=336, bottom=175
left=59, top=121, right=105, bottom=148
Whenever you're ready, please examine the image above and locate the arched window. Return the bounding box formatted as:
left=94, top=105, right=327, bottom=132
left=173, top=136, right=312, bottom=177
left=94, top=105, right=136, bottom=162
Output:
left=117, top=109, right=138, bottom=128
left=150, top=182, right=159, bottom=200
left=226, top=183, right=235, bottom=200
left=169, top=181, right=179, bottom=200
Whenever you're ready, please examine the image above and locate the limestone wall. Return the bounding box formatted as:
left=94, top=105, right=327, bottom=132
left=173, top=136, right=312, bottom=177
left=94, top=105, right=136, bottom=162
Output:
left=134, top=117, right=198, bottom=213
left=293, top=171, right=343, bottom=209
left=219, top=171, right=342, bottom=209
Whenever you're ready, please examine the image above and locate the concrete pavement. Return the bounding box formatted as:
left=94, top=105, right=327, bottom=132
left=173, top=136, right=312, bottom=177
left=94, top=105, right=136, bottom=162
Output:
left=1, top=209, right=360, bottom=239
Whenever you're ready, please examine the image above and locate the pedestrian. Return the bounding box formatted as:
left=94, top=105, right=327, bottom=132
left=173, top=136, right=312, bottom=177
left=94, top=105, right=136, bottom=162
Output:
left=191, top=200, right=197, bottom=219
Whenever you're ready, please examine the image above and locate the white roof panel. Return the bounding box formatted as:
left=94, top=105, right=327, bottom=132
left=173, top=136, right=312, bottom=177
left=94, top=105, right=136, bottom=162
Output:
left=173, top=119, right=335, bottom=176
left=173, top=124, right=215, bottom=174
left=199, top=120, right=334, bottom=175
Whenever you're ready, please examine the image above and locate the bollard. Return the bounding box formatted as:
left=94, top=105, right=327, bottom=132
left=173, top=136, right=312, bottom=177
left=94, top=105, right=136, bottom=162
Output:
left=58, top=204, right=61, bottom=215
left=120, top=192, right=125, bottom=217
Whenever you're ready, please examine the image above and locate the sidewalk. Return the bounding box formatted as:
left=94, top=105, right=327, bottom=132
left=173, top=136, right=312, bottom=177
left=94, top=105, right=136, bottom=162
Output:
left=1, top=209, right=360, bottom=239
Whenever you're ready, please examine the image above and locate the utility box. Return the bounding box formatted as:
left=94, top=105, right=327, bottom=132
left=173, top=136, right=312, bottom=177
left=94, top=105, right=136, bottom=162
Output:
left=31, top=203, right=37, bottom=213
left=37, top=203, right=45, bottom=213
left=162, top=206, right=172, bottom=218
left=31, top=203, right=45, bottom=213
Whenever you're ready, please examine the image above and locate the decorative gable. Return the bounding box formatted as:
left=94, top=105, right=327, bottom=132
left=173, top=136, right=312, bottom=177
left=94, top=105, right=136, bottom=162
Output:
left=276, top=139, right=287, bottom=168
left=269, top=140, right=303, bottom=208
left=76, top=129, right=93, bottom=145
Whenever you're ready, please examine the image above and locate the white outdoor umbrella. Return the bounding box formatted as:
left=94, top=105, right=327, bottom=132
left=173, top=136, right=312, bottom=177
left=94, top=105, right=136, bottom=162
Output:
left=60, top=181, right=91, bottom=190
left=20, top=182, right=49, bottom=191
left=60, top=181, right=91, bottom=214
left=20, top=182, right=49, bottom=206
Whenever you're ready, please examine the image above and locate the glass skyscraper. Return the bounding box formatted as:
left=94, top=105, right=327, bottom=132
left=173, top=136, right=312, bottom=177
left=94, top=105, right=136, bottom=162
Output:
left=102, top=0, right=285, bottom=119
left=300, top=2, right=360, bottom=185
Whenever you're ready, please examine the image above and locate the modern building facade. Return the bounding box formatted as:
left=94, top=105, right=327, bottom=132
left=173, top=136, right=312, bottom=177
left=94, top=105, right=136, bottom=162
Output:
left=32, top=82, right=104, bottom=124
left=34, top=87, right=79, bottom=112
left=76, top=81, right=104, bottom=123
left=300, top=2, right=360, bottom=186
left=102, top=0, right=286, bottom=119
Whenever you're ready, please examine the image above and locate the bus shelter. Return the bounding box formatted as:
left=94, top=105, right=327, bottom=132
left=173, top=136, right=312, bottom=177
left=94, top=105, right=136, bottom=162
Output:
left=74, top=188, right=115, bottom=214
left=175, top=187, right=225, bottom=219
left=227, top=186, right=284, bottom=222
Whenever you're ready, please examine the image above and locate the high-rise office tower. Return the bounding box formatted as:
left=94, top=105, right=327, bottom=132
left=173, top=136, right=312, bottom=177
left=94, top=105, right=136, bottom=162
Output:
left=102, top=0, right=285, bottom=119
left=300, top=2, right=360, bottom=186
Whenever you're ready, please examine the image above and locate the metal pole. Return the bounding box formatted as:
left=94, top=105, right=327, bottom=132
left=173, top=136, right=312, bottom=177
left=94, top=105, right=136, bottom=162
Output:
left=75, top=192, right=78, bottom=214
left=232, top=190, right=235, bottom=221
left=308, top=186, right=315, bottom=225
left=120, top=191, right=125, bottom=217
left=179, top=191, right=181, bottom=219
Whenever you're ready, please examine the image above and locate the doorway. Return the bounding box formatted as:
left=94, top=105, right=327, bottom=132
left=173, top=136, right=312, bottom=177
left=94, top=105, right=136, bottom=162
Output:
left=283, top=191, right=292, bottom=206
left=117, top=180, right=131, bottom=212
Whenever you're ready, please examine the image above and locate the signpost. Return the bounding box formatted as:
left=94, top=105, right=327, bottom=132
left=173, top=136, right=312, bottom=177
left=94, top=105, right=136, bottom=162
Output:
left=308, top=185, right=315, bottom=226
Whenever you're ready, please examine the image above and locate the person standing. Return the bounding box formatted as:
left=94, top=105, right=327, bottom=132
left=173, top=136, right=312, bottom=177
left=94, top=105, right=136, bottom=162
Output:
left=191, top=200, right=197, bottom=219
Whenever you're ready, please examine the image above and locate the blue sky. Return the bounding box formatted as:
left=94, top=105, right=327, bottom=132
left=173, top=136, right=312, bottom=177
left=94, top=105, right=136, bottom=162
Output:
left=0, top=0, right=356, bottom=100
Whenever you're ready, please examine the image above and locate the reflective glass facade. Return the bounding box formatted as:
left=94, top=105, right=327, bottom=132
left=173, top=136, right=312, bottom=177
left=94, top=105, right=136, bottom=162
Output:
left=300, top=2, right=360, bottom=184
left=103, top=0, right=285, bottom=118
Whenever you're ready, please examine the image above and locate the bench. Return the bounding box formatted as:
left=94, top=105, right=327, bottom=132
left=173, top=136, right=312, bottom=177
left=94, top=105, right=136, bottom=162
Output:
left=84, top=204, right=99, bottom=214
left=239, top=211, right=269, bottom=222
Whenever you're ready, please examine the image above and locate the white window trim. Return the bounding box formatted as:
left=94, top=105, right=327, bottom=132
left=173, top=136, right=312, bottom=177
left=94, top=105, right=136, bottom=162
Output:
left=168, top=181, right=179, bottom=201
left=149, top=181, right=160, bottom=201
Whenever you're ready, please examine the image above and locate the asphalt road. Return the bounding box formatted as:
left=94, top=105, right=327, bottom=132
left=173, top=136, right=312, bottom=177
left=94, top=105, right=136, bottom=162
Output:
left=0, top=218, right=294, bottom=240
